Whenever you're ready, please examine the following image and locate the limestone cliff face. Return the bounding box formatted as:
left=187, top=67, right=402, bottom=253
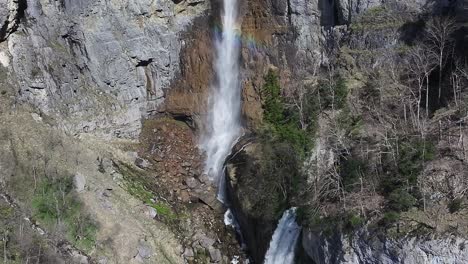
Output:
left=303, top=230, right=468, bottom=264
left=2, top=0, right=468, bottom=263
left=0, top=0, right=208, bottom=138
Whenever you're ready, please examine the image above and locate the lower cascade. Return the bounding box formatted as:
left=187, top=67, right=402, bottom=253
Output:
left=264, top=208, right=302, bottom=264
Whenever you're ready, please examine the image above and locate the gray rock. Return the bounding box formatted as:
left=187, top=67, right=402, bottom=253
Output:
left=135, top=157, right=150, bottom=169
left=31, top=112, right=42, bottom=122
left=302, top=229, right=468, bottom=264
left=208, top=246, right=222, bottom=263
left=199, top=173, right=210, bottom=183
left=145, top=205, right=157, bottom=219
left=3, top=0, right=209, bottom=139
left=0, top=0, right=24, bottom=41
left=73, top=172, right=86, bottom=192
left=194, top=232, right=215, bottom=249
left=185, top=176, right=199, bottom=189
left=135, top=240, right=152, bottom=260
left=183, top=247, right=194, bottom=258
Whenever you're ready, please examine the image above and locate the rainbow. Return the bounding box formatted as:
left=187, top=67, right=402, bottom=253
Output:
left=212, top=23, right=265, bottom=53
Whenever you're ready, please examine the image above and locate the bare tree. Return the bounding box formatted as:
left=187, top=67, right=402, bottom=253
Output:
left=408, top=45, right=437, bottom=118
left=425, top=16, right=457, bottom=104
left=452, top=58, right=468, bottom=108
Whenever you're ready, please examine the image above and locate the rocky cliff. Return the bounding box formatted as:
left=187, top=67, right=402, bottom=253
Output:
left=225, top=0, right=468, bottom=263
left=2, top=0, right=468, bottom=263
left=303, top=229, right=468, bottom=264
left=1, top=0, right=208, bottom=139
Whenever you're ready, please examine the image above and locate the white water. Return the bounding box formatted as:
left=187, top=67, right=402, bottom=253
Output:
left=264, top=208, right=302, bottom=264
left=200, top=0, right=242, bottom=202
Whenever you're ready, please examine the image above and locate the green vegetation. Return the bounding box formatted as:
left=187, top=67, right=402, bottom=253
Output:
left=349, top=6, right=403, bottom=31
left=387, top=188, right=417, bottom=211
left=318, top=77, right=348, bottom=110
left=32, top=176, right=97, bottom=251
left=340, top=157, right=367, bottom=191
left=0, top=204, right=13, bottom=220
left=117, top=162, right=177, bottom=221
left=381, top=138, right=435, bottom=197
left=378, top=138, right=437, bottom=220
left=336, top=110, right=363, bottom=138
left=381, top=211, right=400, bottom=226
left=261, top=70, right=317, bottom=154
left=345, top=213, right=365, bottom=230
left=263, top=70, right=283, bottom=125
left=257, top=70, right=322, bottom=221
left=397, top=139, right=435, bottom=181
left=304, top=211, right=365, bottom=235
left=125, top=178, right=175, bottom=219
left=448, top=198, right=463, bottom=213
left=237, top=141, right=300, bottom=221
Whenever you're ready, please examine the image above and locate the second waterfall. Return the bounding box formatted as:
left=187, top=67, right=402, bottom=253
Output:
left=200, top=0, right=242, bottom=202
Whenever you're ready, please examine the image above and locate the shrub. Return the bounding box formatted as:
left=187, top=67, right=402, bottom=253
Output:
left=345, top=213, right=365, bottom=230
left=261, top=70, right=315, bottom=154
left=380, top=138, right=436, bottom=212
left=387, top=188, right=416, bottom=212
left=0, top=205, right=13, bottom=220
left=336, top=110, right=363, bottom=138
left=318, top=76, right=348, bottom=110
left=340, top=157, right=366, bottom=191
left=448, top=198, right=463, bottom=213
left=32, top=177, right=97, bottom=251
left=117, top=162, right=177, bottom=221
left=258, top=142, right=300, bottom=217
left=398, top=139, right=436, bottom=182
left=262, top=70, right=283, bottom=125
left=381, top=211, right=400, bottom=226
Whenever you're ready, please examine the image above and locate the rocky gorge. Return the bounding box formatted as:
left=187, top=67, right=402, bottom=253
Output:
left=1, top=0, right=468, bottom=263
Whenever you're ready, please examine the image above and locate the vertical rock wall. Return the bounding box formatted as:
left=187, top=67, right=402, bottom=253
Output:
left=1, top=0, right=209, bottom=138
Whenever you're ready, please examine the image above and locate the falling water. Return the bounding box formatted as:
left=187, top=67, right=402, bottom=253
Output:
left=264, top=208, right=302, bottom=264
left=201, top=0, right=242, bottom=202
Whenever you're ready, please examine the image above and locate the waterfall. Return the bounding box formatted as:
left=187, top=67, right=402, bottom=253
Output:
left=264, top=208, right=302, bottom=264
left=200, top=0, right=242, bottom=202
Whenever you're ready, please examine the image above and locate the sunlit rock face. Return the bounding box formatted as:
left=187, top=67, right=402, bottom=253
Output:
left=303, top=229, right=468, bottom=264
left=2, top=0, right=208, bottom=138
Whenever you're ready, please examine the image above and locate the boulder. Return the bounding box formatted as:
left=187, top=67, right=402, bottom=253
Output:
left=73, top=172, right=86, bottom=192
